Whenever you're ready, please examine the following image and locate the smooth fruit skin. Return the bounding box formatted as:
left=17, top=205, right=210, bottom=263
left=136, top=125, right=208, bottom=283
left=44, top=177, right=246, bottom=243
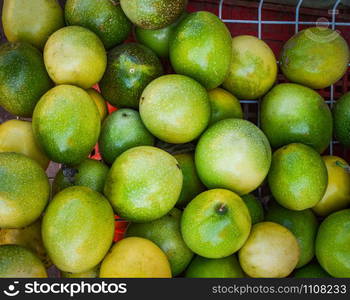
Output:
left=104, top=146, right=183, bottom=222
left=313, top=156, right=350, bottom=216
left=0, top=245, right=47, bottom=278
left=181, top=189, right=251, bottom=259
left=140, top=74, right=210, bottom=144
left=238, top=222, right=300, bottom=278
left=333, top=92, right=350, bottom=148
left=86, top=89, right=108, bottom=121
left=268, top=143, right=328, bottom=211
left=0, top=120, right=50, bottom=170
left=170, top=11, right=232, bottom=89
left=2, top=0, right=64, bottom=49
left=280, top=27, right=350, bottom=89
left=62, top=265, right=99, bottom=278
left=223, top=35, right=277, bottom=100
left=0, top=152, right=50, bottom=228
left=98, top=109, right=155, bottom=165
left=65, top=0, right=131, bottom=49
left=100, top=43, right=163, bottom=109
left=241, top=194, right=264, bottom=225
left=195, top=119, right=271, bottom=195
left=261, top=83, right=332, bottom=153
left=294, top=262, right=331, bottom=278
left=0, top=42, right=52, bottom=117
left=126, top=208, right=193, bottom=276
left=44, top=26, right=107, bottom=89
left=316, top=209, right=350, bottom=278
left=42, top=186, right=115, bottom=273
left=32, top=85, right=101, bottom=166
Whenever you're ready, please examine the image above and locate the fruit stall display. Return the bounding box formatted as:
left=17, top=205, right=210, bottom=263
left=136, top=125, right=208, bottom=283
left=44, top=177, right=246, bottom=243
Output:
left=0, top=0, right=350, bottom=279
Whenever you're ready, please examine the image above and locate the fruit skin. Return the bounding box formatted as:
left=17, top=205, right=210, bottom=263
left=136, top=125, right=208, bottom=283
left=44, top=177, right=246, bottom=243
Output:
left=316, top=209, right=350, bottom=278
left=100, top=237, right=172, bottom=278
left=44, top=26, right=107, bottom=89
left=268, top=143, right=328, bottom=211
left=261, top=83, right=332, bottom=153
left=104, top=146, right=183, bottom=222
left=62, top=265, right=99, bottom=278
left=0, top=42, right=52, bottom=117
left=170, top=11, right=232, bottom=89
left=0, top=120, right=50, bottom=170
left=86, top=89, right=108, bottom=121
left=2, top=0, right=64, bottom=49
left=223, top=35, right=277, bottom=100
left=0, top=245, right=47, bottom=278
left=195, top=118, right=271, bottom=195
left=265, top=202, right=318, bottom=268
left=241, top=194, right=264, bottom=225
left=186, top=255, right=243, bottom=278
left=32, top=85, right=101, bottom=166
left=42, top=186, right=115, bottom=273
left=238, top=222, right=300, bottom=278
left=181, top=189, right=251, bottom=259
left=0, top=152, right=50, bottom=228
left=140, top=74, right=210, bottom=144
left=294, top=262, right=331, bottom=278
left=126, top=208, right=193, bottom=276
left=99, top=109, right=155, bottom=165
left=65, top=0, right=131, bottom=49
left=100, top=43, right=163, bottom=109
left=120, top=0, right=187, bottom=30
left=333, top=92, right=350, bottom=148
left=313, top=156, right=350, bottom=216
left=280, top=27, right=350, bottom=89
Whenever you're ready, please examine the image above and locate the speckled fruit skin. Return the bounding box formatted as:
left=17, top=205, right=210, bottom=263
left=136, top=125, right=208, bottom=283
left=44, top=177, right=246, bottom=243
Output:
left=266, top=202, right=318, bottom=268
left=0, top=245, right=47, bottom=278
left=42, top=186, right=115, bottom=273
left=223, top=35, right=277, bottom=100
left=268, top=143, right=328, bottom=211
left=0, top=152, right=50, bottom=229
left=104, top=146, right=183, bottom=222
left=32, top=85, right=101, bottom=166
left=98, top=109, right=155, bottom=165
left=294, top=262, right=331, bottom=278
left=86, top=89, right=108, bottom=121
left=333, top=92, right=350, bottom=148
left=126, top=208, right=193, bottom=276
left=316, top=209, right=350, bottom=278
left=62, top=265, right=99, bottom=278
left=100, top=43, right=163, bottom=109
left=241, top=194, right=264, bottom=225
left=140, top=74, right=210, bottom=144
left=170, top=11, right=232, bottom=89
left=44, top=26, right=107, bottom=89
left=181, top=189, right=251, bottom=259
left=261, top=83, right=332, bottom=153
left=280, top=27, right=350, bottom=89
left=120, top=0, right=187, bottom=30
left=195, top=118, right=271, bottom=195
left=0, top=42, right=52, bottom=117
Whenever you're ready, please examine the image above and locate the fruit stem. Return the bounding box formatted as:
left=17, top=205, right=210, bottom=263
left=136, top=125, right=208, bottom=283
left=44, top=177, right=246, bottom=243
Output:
left=216, top=203, right=228, bottom=215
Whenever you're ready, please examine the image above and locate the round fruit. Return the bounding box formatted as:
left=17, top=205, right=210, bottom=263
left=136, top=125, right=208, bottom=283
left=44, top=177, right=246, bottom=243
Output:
left=32, top=85, right=101, bottom=165
left=126, top=208, right=193, bottom=276
left=195, top=118, right=271, bottom=195
left=0, top=119, right=49, bottom=169
left=241, top=194, right=264, bottom=225
left=333, top=92, right=350, bottom=148
left=140, top=74, right=210, bottom=144
left=0, top=245, right=47, bottom=278
left=42, top=186, right=115, bottom=273
left=261, top=83, right=332, bottom=153
left=280, top=27, right=350, bottom=89
left=185, top=255, right=244, bottom=278
left=100, top=43, right=163, bottom=109
left=44, top=26, right=107, bottom=89
left=223, top=35, right=277, bottom=100
left=268, top=143, right=328, bottom=211
left=0, top=42, right=52, bottom=117
left=170, top=11, right=232, bottom=89
left=0, top=152, right=49, bottom=228
left=62, top=265, right=99, bottom=278
left=98, top=109, right=155, bottom=165
left=100, top=237, right=172, bottom=278
left=86, top=89, right=108, bottom=121
left=65, top=0, right=131, bottom=49
left=238, top=222, right=299, bottom=278
left=104, top=146, right=182, bottom=222
left=181, top=189, right=251, bottom=259
left=294, top=262, right=331, bottom=278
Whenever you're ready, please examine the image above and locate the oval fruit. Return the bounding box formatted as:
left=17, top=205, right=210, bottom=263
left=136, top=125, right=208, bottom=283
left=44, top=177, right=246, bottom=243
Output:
left=294, top=262, right=330, bottom=278
left=195, top=118, right=271, bottom=195
left=86, top=89, right=108, bottom=121
left=333, top=92, right=350, bottom=148
left=62, top=265, right=99, bottom=278
left=140, top=74, right=210, bottom=144
left=241, top=194, right=264, bottom=225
